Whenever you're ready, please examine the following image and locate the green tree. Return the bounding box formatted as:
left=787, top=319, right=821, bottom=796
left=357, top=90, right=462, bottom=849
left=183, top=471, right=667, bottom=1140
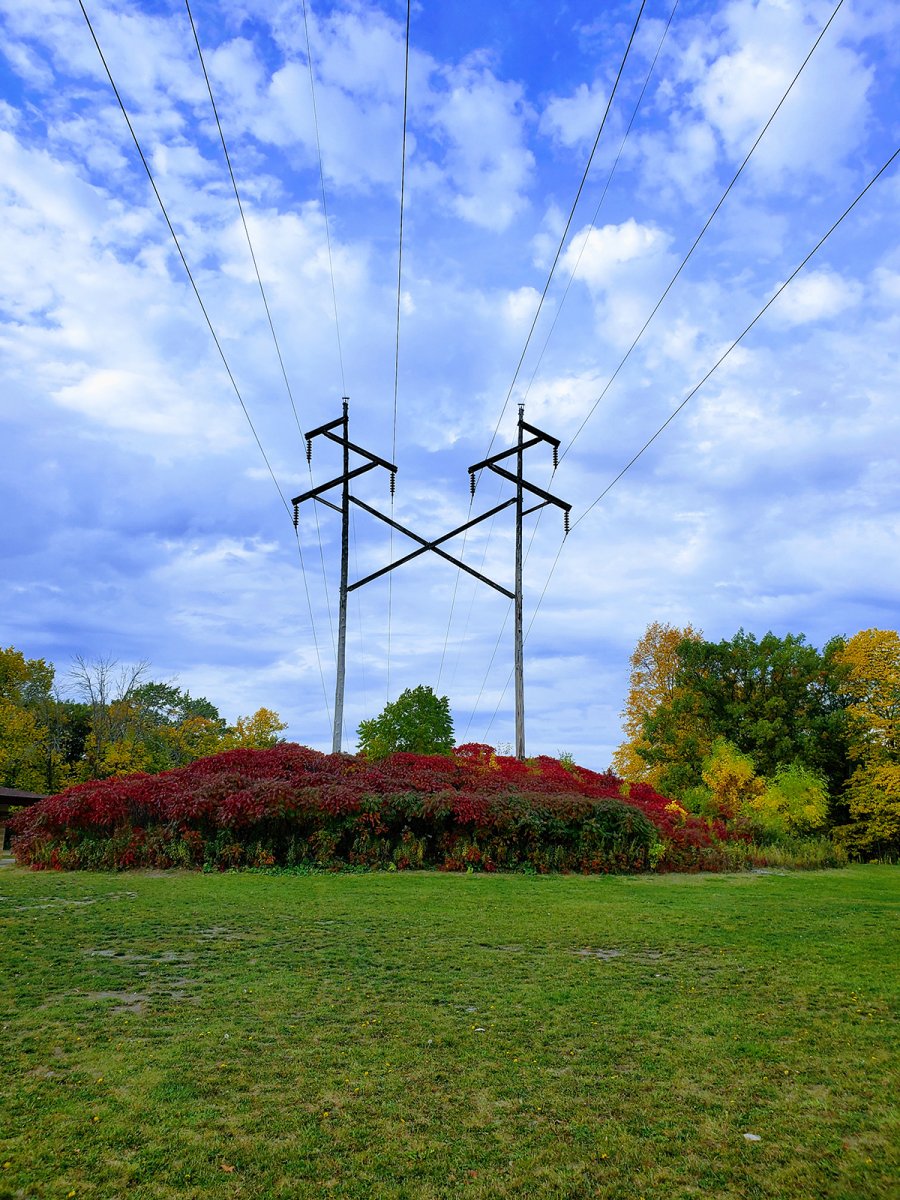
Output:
left=696, top=737, right=765, bottom=820
left=69, top=656, right=148, bottom=780
left=612, top=621, right=703, bottom=785
left=751, top=763, right=830, bottom=838
left=639, top=630, right=851, bottom=804
left=68, top=661, right=238, bottom=779
left=357, top=686, right=454, bottom=760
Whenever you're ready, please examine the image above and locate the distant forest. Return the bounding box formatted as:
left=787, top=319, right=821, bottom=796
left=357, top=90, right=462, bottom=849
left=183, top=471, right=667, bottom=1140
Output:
left=0, top=648, right=285, bottom=794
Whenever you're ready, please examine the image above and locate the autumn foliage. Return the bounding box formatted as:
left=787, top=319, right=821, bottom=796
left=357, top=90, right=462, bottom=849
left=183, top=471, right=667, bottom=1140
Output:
left=9, top=743, right=742, bottom=874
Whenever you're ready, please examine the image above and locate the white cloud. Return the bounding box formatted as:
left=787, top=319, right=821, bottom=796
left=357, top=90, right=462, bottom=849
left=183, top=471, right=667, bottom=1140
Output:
left=771, top=268, right=863, bottom=327
left=503, top=286, right=541, bottom=327
left=54, top=367, right=244, bottom=453
left=562, top=219, right=670, bottom=289
left=425, top=66, right=535, bottom=231
left=540, top=79, right=609, bottom=148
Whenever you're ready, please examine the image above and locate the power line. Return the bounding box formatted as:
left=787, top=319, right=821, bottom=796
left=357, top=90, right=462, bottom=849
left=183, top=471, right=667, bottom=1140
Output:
left=301, top=0, right=347, bottom=396
left=185, top=0, right=306, bottom=439
left=78, top=0, right=333, bottom=730
left=438, top=0, right=648, bottom=691
left=387, top=0, right=412, bottom=702
left=79, top=0, right=286, bottom=512
left=476, top=141, right=900, bottom=739
left=185, top=0, right=338, bottom=664
left=558, top=0, right=848, bottom=466
left=520, top=0, right=680, bottom=411
left=470, top=0, right=847, bottom=738
left=572, top=142, right=900, bottom=529
left=483, top=0, right=648, bottom=460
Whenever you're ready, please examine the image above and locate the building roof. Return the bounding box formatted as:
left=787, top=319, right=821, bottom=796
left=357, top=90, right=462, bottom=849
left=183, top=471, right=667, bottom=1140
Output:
left=0, top=786, right=47, bottom=801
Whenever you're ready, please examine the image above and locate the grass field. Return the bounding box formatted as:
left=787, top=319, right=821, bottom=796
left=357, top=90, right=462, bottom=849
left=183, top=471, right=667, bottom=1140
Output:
left=0, top=865, right=897, bottom=1199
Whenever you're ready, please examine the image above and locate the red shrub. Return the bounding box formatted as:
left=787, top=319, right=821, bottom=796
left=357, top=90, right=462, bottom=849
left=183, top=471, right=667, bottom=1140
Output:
left=10, top=742, right=743, bottom=872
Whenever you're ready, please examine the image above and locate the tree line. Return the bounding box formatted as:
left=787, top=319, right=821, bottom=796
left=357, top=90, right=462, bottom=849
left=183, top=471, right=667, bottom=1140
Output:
left=0, top=647, right=286, bottom=794
left=613, top=624, right=900, bottom=858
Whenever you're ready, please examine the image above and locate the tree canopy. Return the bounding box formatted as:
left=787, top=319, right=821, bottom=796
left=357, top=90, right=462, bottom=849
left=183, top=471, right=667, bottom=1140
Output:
left=0, top=647, right=287, bottom=793
left=611, top=621, right=702, bottom=786
left=357, top=685, right=454, bottom=760
left=637, top=629, right=851, bottom=800
left=833, top=629, right=900, bottom=856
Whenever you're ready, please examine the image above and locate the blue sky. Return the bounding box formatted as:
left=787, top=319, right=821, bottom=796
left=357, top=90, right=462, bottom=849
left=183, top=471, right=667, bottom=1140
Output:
left=1, top=0, right=898, bottom=767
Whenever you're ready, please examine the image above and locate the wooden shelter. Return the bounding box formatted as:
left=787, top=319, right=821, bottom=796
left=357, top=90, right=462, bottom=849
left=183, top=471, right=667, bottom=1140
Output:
left=0, top=786, right=46, bottom=852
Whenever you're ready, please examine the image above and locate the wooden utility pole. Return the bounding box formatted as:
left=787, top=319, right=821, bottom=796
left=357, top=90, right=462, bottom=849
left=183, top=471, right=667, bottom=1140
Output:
left=468, top=408, right=569, bottom=759
left=292, top=399, right=396, bottom=753
left=514, top=406, right=525, bottom=757
left=334, top=400, right=351, bottom=754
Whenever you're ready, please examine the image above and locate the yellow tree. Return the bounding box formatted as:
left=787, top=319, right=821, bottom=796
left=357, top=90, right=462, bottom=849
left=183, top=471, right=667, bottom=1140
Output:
left=834, top=629, right=900, bottom=855
left=221, top=708, right=288, bottom=750
left=834, top=629, right=900, bottom=762
left=612, top=621, right=702, bottom=785
left=0, top=647, right=56, bottom=791
left=700, top=738, right=765, bottom=819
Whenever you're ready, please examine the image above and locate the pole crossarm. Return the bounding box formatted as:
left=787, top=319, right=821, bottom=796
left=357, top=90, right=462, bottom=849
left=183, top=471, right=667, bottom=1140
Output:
left=348, top=495, right=517, bottom=598
left=291, top=460, right=379, bottom=508
left=319, top=431, right=396, bottom=473
left=520, top=418, right=560, bottom=449
left=478, top=463, right=572, bottom=516
left=468, top=434, right=543, bottom=473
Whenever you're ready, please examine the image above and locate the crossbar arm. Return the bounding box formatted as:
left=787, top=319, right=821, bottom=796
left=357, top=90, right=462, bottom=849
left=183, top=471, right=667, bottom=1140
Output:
left=522, top=499, right=551, bottom=517
left=291, top=460, right=378, bottom=506
left=321, top=429, right=397, bottom=473
left=485, top=463, right=572, bottom=511
left=304, top=415, right=345, bottom=439
left=467, top=435, right=541, bottom=475
left=347, top=496, right=516, bottom=598
left=520, top=419, right=560, bottom=449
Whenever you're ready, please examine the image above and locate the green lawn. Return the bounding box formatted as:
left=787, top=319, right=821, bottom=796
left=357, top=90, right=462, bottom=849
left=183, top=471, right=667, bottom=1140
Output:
left=0, top=866, right=897, bottom=1199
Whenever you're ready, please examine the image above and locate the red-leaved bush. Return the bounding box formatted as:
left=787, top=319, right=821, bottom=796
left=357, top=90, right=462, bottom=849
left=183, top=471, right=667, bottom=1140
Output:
left=10, top=743, right=741, bottom=873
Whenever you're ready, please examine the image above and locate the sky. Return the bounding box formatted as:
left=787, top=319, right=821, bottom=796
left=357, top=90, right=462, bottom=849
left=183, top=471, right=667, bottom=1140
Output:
left=1, top=0, right=899, bottom=769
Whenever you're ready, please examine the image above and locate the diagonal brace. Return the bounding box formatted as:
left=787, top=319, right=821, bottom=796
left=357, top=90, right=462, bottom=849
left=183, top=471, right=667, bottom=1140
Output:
left=320, top=429, right=397, bottom=473
left=484, top=463, right=572, bottom=512
left=348, top=496, right=516, bottom=599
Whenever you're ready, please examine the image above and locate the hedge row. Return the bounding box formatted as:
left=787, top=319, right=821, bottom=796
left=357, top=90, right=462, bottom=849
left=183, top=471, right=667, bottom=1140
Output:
left=11, top=743, right=742, bottom=873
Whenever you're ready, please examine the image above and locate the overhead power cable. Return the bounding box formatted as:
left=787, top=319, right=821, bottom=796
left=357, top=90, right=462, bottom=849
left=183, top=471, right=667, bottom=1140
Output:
left=437, top=0, right=648, bottom=691
left=185, top=0, right=337, bottom=664
left=572, top=142, right=900, bottom=528
left=78, top=0, right=333, bottom=728
left=471, top=0, right=845, bottom=729
left=79, top=0, right=285, bottom=509
left=301, top=0, right=347, bottom=396
left=520, top=0, right=680, bottom=411
left=475, top=141, right=900, bottom=741
left=387, top=0, right=412, bottom=702
left=558, top=0, right=848, bottom=465
left=185, top=0, right=306, bottom=437
left=483, top=0, right=647, bottom=459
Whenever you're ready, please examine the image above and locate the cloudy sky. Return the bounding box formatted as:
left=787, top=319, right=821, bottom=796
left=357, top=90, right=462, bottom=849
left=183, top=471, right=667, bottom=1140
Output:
left=1, top=0, right=898, bottom=768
